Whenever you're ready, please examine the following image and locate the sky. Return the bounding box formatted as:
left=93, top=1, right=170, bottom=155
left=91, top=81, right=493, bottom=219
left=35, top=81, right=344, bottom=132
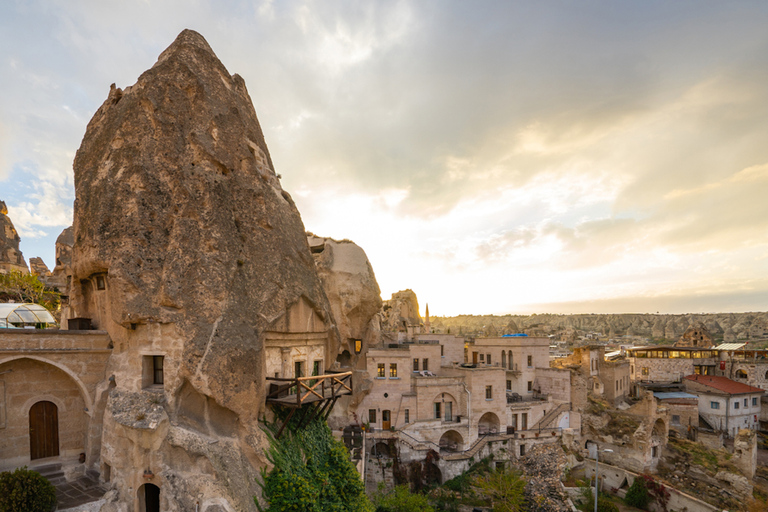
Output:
left=1, top=1, right=768, bottom=316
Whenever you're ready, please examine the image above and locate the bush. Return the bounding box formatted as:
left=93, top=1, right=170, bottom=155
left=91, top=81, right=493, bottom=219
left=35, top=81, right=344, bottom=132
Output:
left=624, top=476, right=651, bottom=510
left=258, top=419, right=373, bottom=512
left=578, top=487, right=618, bottom=512
left=373, top=485, right=434, bottom=512
left=0, top=467, right=57, bottom=512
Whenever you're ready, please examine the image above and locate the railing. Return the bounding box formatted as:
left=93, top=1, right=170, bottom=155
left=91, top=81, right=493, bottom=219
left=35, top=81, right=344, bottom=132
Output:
left=265, top=371, right=352, bottom=407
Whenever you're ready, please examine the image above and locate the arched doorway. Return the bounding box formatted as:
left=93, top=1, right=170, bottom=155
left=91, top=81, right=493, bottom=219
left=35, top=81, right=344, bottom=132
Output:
left=439, top=430, right=464, bottom=452
left=138, top=483, right=160, bottom=512
left=29, top=401, right=59, bottom=460
left=371, top=442, right=391, bottom=458
left=478, top=412, right=500, bottom=435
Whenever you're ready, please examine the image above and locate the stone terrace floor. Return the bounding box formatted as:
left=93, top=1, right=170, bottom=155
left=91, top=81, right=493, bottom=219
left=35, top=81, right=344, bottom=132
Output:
left=56, top=476, right=107, bottom=511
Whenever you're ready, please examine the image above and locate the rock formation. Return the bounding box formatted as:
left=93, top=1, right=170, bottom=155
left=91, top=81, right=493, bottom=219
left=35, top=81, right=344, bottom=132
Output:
left=0, top=200, right=29, bottom=274
left=308, top=234, right=383, bottom=424
left=68, top=30, right=336, bottom=512
left=381, top=289, right=421, bottom=333
left=46, top=226, right=74, bottom=290
left=308, top=234, right=382, bottom=367
left=28, top=257, right=51, bottom=276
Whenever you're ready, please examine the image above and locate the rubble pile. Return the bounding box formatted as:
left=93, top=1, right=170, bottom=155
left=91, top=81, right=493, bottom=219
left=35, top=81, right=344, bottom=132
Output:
left=517, top=443, right=571, bottom=512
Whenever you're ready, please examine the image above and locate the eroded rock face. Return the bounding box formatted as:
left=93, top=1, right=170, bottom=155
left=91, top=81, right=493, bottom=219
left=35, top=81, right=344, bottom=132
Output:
left=381, top=289, right=421, bottom=333
left=308, top=234, right=383, bottom=424
left=0, top=200, right=29, bottom=274
left=28, top=257, right=50, bottom=276
left=308, top=234, right=382, bottom=366
left=68, top=30, right=335, bottom=511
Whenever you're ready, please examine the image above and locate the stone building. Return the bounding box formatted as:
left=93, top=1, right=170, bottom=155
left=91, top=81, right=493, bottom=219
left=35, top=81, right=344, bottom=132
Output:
left=0, top=200, right=28, bottom=274
left=683, top=375, right=763, bottom=438
left=675, top=322, right=714, bottom=348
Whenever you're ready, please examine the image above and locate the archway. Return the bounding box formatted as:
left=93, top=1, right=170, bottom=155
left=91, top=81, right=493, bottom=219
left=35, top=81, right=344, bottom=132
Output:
left=138, top=483, right=160, bottom=512
left=336, top=350, right=351, bottom=367
left=439, top=430, right=463, bottom=452
left=29, top=401, right=59, bottom=460
left=735, top=369, right=748, bottom=379
left=478, top=412, right=500, bottom=435
left=371, top=442, right=391, bottom=458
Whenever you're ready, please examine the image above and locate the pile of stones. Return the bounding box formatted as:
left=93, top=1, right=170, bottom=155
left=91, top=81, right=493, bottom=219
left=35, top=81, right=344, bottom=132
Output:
left=518, top=443, right=571, bottom=512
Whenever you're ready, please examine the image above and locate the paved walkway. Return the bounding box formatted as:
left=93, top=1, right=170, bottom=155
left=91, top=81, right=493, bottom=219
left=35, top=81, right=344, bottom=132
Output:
left=55, top=476, right=107, bottom=511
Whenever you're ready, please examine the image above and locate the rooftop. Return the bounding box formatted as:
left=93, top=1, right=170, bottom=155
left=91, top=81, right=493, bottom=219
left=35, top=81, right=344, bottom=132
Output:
left=683, top=374, right=764, bottom=395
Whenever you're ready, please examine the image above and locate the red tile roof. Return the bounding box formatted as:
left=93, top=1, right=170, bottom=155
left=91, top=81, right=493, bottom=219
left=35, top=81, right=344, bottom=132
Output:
left=683, top=374, right=764, bottom=395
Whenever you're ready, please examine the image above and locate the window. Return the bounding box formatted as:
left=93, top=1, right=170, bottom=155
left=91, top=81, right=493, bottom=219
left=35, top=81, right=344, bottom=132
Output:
left=527, top=355, right=532, bottom=368
left=354, top=339, right=362, bottom=354
left=734, top=400, right=740, bottom=410
left=95, top=275, right=106, bottom=290
left=441, top=345, right=444, bottom=356
left=744, top=398, right=748, bottom=407
left=142, top=355, right=164, bottom=388
left=753, top=397, right=758, bottom=406
left=527, top=381, right=532, bottom=392
left=423, top=359, right=429, bottom=371
left=486, top=354, right=491, bottom=365
left=390, top=363, right=398, bottom=378
left=152, top=356, right=164, bottom=385
left=512, top=414, right=518, bottom=430
left=711, top=401, right=720, bottom=410
left=434, top=402, right=441, bottom=419
left=480, top=354, right=485, bottom=362
left=616, top=381, right=619, bottom=391
left=520, top=444, right=526, bottom=456
left=413, top=358, right=419, bottom=372
left=445, top=402, right=453, bottom=421
left=369, top=409, right=376, bottom=423
left=313, top=360, right=322, bottom=376
left=506, top=380, right=512, bottom=391
left=295, top=361, right=304, bottom=378
left=377, top=363, right=385, bottom=378
left=631, top=365, right=635, bottom=374
left=671, top=415, right=681, bottom=425
left=641, top=367, right=649, bottom=376
left=521, top=413, right=528, bottom=429
left=486, top=385, right=493, bottom=400
left=404, top=409, right=410, bottom=424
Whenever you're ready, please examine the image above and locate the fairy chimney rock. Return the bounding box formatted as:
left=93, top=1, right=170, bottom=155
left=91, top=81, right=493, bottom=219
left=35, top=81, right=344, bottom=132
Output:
left=69, top=29, right=335, bottom=511
left=0, top=200, right=29, bottom=274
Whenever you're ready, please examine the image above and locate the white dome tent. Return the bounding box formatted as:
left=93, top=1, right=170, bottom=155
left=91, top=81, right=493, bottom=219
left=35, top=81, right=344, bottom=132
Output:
left=0, top=303, right=57, bottom=328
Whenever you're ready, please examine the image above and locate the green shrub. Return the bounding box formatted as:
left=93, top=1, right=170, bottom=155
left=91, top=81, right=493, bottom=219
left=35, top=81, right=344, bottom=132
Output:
left=0, top=467, right=57, bottom=512
left=258, top=419, right=373, bottom=512
left=624, top=476, right=651, bottom=510
left=373, top=485, right=434, bottom=512
left=578, top=487, right=618, bottom=512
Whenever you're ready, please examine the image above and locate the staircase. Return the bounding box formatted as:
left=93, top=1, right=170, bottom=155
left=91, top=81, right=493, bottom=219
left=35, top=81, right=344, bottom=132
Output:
left=32, top=463, right=66, bottom=486
left=531, top=403, right=570, bottom=430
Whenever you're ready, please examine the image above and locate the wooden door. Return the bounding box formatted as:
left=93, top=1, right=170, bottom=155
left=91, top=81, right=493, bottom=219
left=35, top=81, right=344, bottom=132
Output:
left=382, top=410, right=391, bottom=430
left=29, top=401, right=59, bottom=460
left=472, top=352, right=478, bottom=364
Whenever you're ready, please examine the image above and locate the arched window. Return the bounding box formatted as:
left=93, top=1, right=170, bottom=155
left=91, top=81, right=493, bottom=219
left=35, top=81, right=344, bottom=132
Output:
left=735, top=369, right=748, bottom=379
left=502, top=351, right=507, bottom=369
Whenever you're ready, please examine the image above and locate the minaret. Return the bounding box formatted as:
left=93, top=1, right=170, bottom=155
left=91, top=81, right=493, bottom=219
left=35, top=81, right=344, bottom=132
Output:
left=424, top=303, right=431, bottom=333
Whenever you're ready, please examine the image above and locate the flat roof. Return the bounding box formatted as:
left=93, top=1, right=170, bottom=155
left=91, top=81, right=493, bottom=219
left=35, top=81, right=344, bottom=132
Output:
left=654, top=392, right=698, bottom=400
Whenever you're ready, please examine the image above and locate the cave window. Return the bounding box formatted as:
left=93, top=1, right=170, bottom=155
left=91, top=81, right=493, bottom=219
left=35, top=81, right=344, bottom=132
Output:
left=142, top=355, right=164, bottom=388
left=354, top=339, right=362, bottom=354
left=95, top=275, right=106, bottom=290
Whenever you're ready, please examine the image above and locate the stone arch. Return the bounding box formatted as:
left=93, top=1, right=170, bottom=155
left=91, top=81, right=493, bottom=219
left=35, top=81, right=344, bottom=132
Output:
left=478, top=412, right=500, bottom=434
left=439, top=430, right=463, bottom=452
left=735, top=369, right=748, bottom=379
left=138, top=483, right=160, bottom=512
left=371, top=441, right=391, bottom=458
left=0, top=356, right=93, bottom=414
left=652, top=418, right=667, bottom=438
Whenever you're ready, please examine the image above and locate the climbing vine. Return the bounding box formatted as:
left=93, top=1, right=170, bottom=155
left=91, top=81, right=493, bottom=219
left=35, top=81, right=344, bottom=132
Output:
left=257, top=417, right=373, bottom=512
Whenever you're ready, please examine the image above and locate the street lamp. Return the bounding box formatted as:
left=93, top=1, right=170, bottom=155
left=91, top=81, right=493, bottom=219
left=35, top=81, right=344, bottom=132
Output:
left=594, top=447, right=613, bottom=512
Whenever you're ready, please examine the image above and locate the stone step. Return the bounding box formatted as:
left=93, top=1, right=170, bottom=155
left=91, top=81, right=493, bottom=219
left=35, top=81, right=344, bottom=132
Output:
left=31, top=463, right=62, bottom=476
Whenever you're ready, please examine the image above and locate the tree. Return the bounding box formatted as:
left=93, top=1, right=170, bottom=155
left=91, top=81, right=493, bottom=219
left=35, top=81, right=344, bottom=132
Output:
left=0, top=270, right=60, bottom=313
left=0, top=467, right=57, bottom=512
left=624, top=476, right=651, bottom=510
left=472, top=468, right=526, bottom=512
left=258, top=419, right=373, bottom=512
left=373, top=485, right=434, bottom=512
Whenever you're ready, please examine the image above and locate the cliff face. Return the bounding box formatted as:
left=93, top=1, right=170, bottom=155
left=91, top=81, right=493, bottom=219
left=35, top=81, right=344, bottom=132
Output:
left=69, top=30, right=336, bottom=511
left=0, top=200, right=29, bottom=274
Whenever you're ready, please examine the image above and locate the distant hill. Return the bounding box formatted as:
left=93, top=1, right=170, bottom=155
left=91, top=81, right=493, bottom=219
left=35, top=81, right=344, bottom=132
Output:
left=430, top=312, right=768, bottom=344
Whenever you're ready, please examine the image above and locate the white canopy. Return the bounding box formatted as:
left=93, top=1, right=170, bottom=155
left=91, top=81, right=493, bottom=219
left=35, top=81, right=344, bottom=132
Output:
left=0, top=303, right=57, bottom=328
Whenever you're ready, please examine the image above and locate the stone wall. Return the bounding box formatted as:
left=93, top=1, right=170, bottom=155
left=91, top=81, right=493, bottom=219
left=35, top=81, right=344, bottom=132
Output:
left=534, top=367, right=571, bottom=402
